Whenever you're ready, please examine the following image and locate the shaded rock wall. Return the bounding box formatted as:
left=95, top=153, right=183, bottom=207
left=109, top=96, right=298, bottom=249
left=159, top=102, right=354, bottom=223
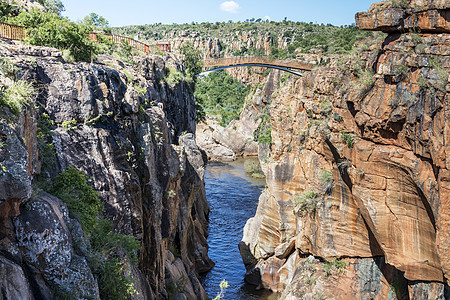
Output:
left=240, top=1, right=450, bottom=298
left=0, top=41, right=213, bottom=298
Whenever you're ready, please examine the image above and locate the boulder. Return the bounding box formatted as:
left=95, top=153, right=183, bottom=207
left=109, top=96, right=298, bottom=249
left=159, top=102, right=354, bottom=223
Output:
left=14, top=192, right=100, bottom=299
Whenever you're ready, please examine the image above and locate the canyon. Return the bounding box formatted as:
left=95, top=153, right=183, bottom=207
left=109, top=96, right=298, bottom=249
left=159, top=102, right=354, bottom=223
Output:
left=0, top=0, right=449, bottom=299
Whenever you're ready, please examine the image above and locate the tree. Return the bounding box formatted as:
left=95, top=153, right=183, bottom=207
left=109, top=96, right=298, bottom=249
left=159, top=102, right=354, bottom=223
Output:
left=180, top=42, right=203, bottom=78
left=83, top=13, right=109, bottom=29
left=37, top=0, right=64, bottom=14
left=0, top=2, right=19, bottom=22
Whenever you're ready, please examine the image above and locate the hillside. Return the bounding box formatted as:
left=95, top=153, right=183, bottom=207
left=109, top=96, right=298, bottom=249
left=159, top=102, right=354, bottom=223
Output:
left=113, top=21, right=379, bottom=58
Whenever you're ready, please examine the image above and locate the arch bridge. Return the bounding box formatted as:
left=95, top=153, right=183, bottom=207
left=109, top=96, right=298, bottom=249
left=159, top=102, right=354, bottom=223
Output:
left=200, top=57, right=315, bottom=76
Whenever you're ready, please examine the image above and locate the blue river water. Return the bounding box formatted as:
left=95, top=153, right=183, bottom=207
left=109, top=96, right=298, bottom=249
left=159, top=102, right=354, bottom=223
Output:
left=200, top=159, right=276, bottom=300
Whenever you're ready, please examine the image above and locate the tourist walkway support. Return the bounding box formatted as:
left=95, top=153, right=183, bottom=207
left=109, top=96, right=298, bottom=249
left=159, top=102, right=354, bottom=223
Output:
left=200, top=56, right=315, bottom=76
left=0, top=22, right=27, bottom=41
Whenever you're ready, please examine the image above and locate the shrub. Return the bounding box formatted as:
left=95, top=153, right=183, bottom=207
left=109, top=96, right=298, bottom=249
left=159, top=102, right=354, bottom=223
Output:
left=389, top=0, right=408, bottom=8
left=0, top=80, right=34, bottom=115
left=90, top=220, right=140, bottom=299
left=323, top=259, right=347, bottom=276
left=320, top=170, right=332, bottom=183
left=244, top=159, right=265, bottom=178
left=166, top=67, right=185, bottom=85
left=306, top=275, right=316, bottom=285
left=0, top=57, right=17, bottom=78
left=61, top=119, right=77, bottom=130
left=0, top=2, right=20, bottom=22
left=51, top=166, right=102, bottom=234
left=429, top=57, right=449, bottom=92
left=319, top=169, right=333, bottom=193
left=244, top=160, right=261, bottom=173
left=393, top=65, right=409, bottom=80
left=95, top=256, right=138, bottom=300
left=36, top=0, right=65, bottom=14
left=194, top=70, right=250, bottom=125
left=320, top=99, right=332, bottom=115
left=357, top=69, right=375, bottom=86
left=294, top=191, right=319, bottom=212
left=254, top=112, right=272, bottom=144
left=340, top=131, right=354, bottom=148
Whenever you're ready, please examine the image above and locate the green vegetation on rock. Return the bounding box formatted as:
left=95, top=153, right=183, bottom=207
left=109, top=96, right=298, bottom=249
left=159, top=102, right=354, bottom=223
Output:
left=323, top=259, right=347, bottom=276
left=244, top=159, right=265, bottom=179
left=294, top=190, right=320, bottom=212
left=51, top=166, right=103, bottom=234
left=340, top=131, right=354, bottom=148
left=0, top=79, right=34, bottom=115
left=254, top=108, right=272, bottom=145
left=0, top=57, right=35, bottom=116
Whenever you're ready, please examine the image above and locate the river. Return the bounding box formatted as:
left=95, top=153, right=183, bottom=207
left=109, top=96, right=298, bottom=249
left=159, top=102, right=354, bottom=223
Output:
left=200, top=159, right=277, bottom=300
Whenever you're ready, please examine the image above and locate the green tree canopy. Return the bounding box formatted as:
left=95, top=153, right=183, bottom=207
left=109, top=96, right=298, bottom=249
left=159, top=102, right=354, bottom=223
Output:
left=37, top=0, right=64, bottom=14
left=194, top=70, right=250, bottom=126
left=181, top=42, right=203, bottom=78
left=83, top=13, right=109, bottom=29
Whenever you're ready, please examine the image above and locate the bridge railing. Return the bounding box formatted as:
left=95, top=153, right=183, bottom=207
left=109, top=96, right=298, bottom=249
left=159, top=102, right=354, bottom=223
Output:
left=0, top=22, right=27, bottom=41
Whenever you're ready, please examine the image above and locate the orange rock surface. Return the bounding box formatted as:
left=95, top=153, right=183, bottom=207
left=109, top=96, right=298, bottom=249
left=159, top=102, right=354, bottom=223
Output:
left=240, top=1, right=450, bottom=297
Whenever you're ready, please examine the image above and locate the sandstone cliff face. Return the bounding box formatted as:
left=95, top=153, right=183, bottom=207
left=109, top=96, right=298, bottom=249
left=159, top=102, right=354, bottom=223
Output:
left=0, top=41, right=212, bottom=298
left=240, top=1, right=450, bottom=298
left=170, top=31, right=274, bottom=58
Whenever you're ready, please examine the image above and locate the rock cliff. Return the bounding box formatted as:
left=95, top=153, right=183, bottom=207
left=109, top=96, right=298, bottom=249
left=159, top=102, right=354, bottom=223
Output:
left=0, top=41, right=213, bottom=299
left=239, top=1, right=450, bottom=299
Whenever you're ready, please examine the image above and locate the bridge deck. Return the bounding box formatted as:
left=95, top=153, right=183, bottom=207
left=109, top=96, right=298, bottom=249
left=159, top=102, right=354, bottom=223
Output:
left=203, top=57, right=314, bottom=71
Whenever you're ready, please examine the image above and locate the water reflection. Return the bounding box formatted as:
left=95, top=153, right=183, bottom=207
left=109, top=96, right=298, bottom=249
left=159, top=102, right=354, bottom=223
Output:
left=200, top=158, right=275, bottom=299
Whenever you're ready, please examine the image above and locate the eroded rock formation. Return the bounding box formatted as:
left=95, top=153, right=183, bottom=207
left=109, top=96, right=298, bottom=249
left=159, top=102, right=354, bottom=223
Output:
left=0, top=41, right=213, bottom=298
left=240, top=1, right=450, bottom=298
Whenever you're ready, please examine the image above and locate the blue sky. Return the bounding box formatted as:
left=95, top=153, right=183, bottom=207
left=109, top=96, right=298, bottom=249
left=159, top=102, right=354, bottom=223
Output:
left=62, top=0, right=377, bottom=27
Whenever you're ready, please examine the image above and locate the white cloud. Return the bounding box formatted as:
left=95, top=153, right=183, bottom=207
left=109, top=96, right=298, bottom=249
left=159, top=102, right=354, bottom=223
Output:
left=264, top=16, right=271, bottom=21
left=220, top=1, right=240, bottom=13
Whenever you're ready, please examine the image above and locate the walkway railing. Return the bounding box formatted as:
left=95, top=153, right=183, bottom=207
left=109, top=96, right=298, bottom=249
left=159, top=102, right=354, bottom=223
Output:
left=0, top=22, right=171, bottom=56
left=0, top=22, right=27, bottom=41
left=88, top=32, right=171, bottom=54
left=89, top=32, right=150, bottom=54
